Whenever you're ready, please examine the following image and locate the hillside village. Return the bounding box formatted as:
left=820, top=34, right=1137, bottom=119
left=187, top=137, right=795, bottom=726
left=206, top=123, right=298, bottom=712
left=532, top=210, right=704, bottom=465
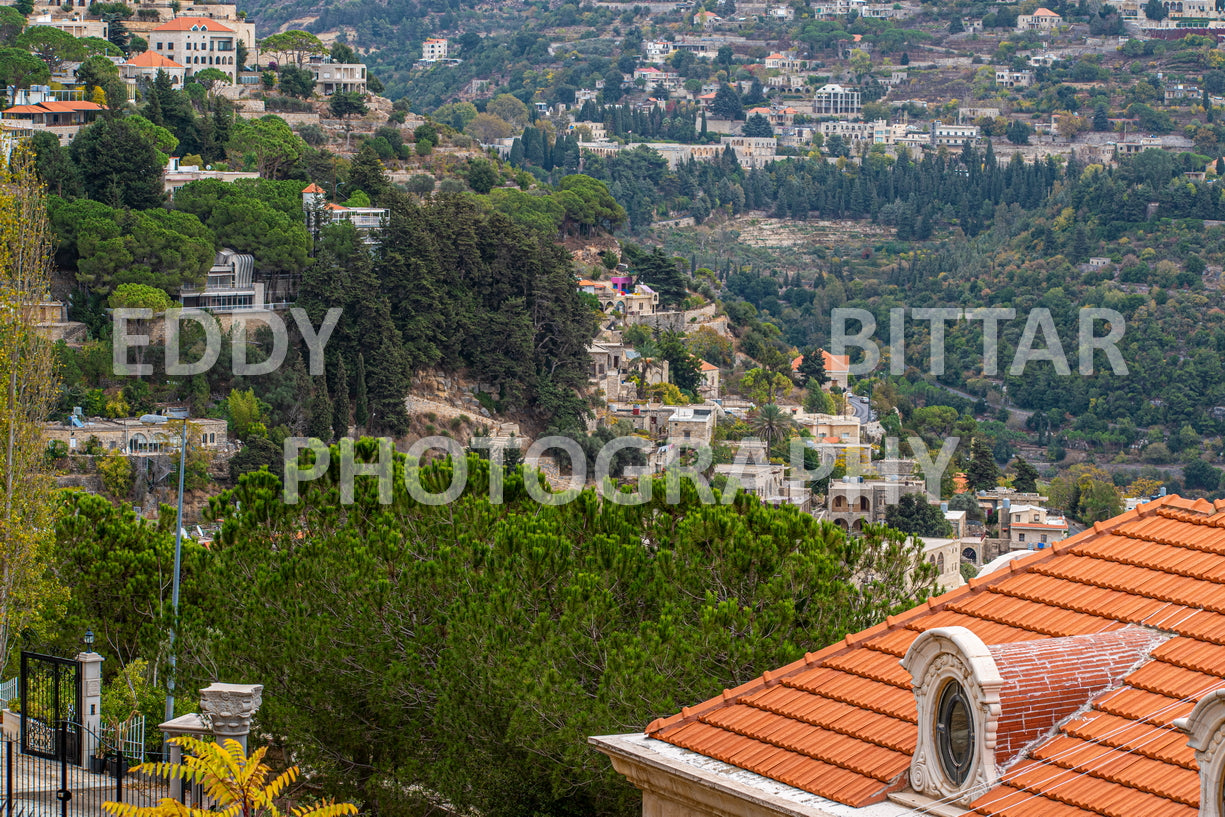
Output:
left=3, top=0, right=1221, bottom=566
left=7, top=0, right=1225, bottom=813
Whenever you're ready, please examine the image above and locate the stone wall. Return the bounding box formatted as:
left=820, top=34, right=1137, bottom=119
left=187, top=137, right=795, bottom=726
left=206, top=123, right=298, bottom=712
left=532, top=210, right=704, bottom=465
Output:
left=632, top=302, right=718, bottom=332
left=410, top=369, right=505, bottom=420
left=980, top=537, right=1016, bottom=564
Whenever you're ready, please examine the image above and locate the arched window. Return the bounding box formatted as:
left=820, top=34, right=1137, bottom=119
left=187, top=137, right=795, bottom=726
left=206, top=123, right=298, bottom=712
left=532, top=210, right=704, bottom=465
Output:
left=936, top=681, right=974, bottom=785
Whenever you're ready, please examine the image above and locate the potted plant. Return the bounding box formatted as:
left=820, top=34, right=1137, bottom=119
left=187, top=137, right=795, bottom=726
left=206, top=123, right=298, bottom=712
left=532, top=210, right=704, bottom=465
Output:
left=105, top=752, right=124, bottom=777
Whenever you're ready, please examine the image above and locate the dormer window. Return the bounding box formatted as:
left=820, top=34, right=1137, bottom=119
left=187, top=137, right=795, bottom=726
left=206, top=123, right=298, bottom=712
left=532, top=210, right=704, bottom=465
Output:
left=936, top=680, right=973, bottom=785
left=902, top=625, right=1164, bottom=808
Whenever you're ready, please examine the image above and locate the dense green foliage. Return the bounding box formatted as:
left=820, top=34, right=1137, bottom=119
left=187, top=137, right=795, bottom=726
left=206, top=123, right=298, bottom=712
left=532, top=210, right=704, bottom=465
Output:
left=295, top=193, right=598, bottom=432
left=187, top=450, right=937, bottom=817
left=585, top=141, right=1061, bottom=231
left=884, top=493, right=954, bottom=538
left=49, top=492, right=206, bottom=670
left=659, top=148, right=1225, bottom=455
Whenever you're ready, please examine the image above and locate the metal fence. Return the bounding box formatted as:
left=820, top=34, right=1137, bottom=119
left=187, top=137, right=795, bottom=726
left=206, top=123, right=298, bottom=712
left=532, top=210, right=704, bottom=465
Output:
left=0, top=722, right=180, bottom=817
left=97, top=719, right=144, bottom=765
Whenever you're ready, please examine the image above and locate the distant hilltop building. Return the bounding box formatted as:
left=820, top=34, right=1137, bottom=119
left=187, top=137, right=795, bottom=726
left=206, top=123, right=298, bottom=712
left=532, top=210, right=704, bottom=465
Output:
left=813, top=83, right=861, bottom=117
left=306, top=56, right=367, bottom=96
left=150, top=17, right=240, bottom=83
left=27, top=12, right=108, bottom=39
left=1015, top=7, right=1063, bottom=31
left=421, top=37, right=448, bottom=61
left=0, top=95, right=103, bottom=146
left=122, top=51, right=186, bottom=88
left=301, top=183, right=389, bottom=244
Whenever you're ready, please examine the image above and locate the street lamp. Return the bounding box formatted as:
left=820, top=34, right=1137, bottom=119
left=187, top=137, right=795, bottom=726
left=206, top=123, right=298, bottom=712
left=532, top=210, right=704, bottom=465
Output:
left=82, top=629, right=94, bottom=649
left=140, top=409, right=188, bottom=729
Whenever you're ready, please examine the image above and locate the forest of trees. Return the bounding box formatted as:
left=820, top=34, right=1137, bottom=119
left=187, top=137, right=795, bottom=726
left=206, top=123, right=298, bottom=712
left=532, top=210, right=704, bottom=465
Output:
left=170, top=451, right=938, bottom=817
left=684, top=147, right=1225, bottom=455
left=581, top=141, right=1066, bottom=231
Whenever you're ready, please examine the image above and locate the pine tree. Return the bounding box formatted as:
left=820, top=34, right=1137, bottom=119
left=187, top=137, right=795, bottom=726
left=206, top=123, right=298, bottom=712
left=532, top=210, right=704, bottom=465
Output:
left=1093, top=103, right=1109, bottom=132
left=797, top=348, right=828, bottom=388
left=966, top=437, right=1001, bottom=492
left=346, top=143, right=391, bottom=202
left=330, top=355, right=349, bottom=441
left=712, top=83, right=743, bottom=120
left=1012, top=457, right=1040, bottom=493
left=743, top=113, right=774, bottom=137
left=353, top=353, right=369, bottom=430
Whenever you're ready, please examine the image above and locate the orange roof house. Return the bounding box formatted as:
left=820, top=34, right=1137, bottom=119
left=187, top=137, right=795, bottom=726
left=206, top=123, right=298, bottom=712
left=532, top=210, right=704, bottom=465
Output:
left=0, top=100, right=103, bottom=143
left=149, top=17, right=240, bottom=83
left=791, top=349, right=851, bottom=389
left=124, top=51, right=185, bottom=68
left=594, top=496, right=1225, bottom=817
left=121, top=50, right=186, bottom=87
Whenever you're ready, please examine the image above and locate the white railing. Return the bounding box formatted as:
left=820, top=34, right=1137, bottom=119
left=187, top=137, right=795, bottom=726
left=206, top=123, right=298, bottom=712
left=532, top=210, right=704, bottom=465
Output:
left=0, top=677, right=16, bottom=708
left=101, top=715, right=146, bottom=761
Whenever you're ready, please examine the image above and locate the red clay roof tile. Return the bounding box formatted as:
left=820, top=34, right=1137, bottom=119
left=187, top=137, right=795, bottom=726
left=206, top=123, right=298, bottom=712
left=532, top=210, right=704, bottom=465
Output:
left=643, top=497, right=1225, bottom=812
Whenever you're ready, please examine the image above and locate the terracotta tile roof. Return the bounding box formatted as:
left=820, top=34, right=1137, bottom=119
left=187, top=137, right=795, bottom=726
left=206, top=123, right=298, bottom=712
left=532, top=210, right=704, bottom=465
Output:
left=790, top=350, right=851, bottom=374
left=301, top=183, right=326, bottom=194
left=645, top=497, right=1225, bottom=814
left=699, top=360, right=719, bottom=372
left=3, top=101, right=103, bottom=115
left=38, top=101, right=103, bottom=112
left=153, top=16, right=234, bottom=31
left=126, top=51, right=185, bottom=69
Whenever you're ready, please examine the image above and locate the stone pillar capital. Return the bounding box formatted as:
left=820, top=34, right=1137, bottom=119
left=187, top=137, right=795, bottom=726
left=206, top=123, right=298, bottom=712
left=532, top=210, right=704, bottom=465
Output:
left=198, top=683, right=263, bottom=742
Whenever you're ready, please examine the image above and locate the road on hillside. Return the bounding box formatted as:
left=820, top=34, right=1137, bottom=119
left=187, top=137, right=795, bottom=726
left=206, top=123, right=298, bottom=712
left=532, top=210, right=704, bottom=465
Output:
left=848, top=394, right=874, bottom=424
left=928, top=382, right=1034, bottom=422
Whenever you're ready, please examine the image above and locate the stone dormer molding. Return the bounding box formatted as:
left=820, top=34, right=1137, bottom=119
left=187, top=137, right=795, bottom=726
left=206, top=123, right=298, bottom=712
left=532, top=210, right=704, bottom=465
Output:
left=902, top=625, right=1166, bottom=808
left=901, top=627, right=1002, bottom=807
left=1178, top=689, right=1225, bottom=817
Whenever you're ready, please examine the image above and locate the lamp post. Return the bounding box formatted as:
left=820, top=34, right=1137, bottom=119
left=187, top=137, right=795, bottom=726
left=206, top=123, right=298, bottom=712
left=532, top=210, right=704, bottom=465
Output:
left=140, top=410, right=188, bottom=729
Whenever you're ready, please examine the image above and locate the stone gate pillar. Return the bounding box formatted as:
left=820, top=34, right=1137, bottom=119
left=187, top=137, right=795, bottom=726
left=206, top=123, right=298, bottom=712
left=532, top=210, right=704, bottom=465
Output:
left=76, top=650, right=103, bottom=766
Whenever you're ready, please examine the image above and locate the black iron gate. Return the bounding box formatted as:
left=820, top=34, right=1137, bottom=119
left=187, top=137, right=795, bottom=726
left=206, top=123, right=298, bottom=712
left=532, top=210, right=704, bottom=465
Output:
left=19, top=652, right=80, bottom=763
left=0, top=727, right=171, bottom=817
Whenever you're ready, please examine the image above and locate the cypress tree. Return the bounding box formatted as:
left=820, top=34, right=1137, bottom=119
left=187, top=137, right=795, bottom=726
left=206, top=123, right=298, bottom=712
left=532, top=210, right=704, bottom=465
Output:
left=1012, top=457, right=1040, bottom=493
left=330, top=355, right=350, bottom=441
left=354, top=353, right=369, bottom=429
left=967, top=437, right=1001, bottom=493
left=306, top=375, right=333, bottom=442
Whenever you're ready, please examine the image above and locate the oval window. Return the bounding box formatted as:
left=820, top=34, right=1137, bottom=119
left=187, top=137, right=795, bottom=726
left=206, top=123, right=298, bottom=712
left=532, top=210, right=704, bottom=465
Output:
left=936, top=680, right=974, bottom=785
